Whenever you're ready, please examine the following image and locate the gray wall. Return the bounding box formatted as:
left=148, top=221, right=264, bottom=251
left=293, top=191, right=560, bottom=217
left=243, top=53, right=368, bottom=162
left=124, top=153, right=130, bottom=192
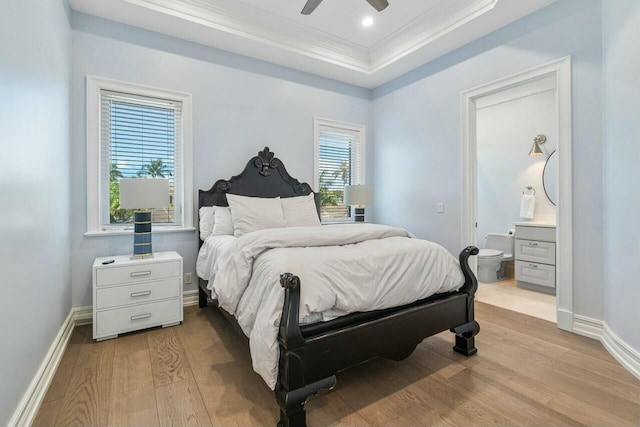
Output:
left=370, top=0, right=604, bottom=320
left=602, top=0, right=640, bottom=350
left=0, top=0, right=72, bottom=424
left=70, top=13, right=373, bottom=307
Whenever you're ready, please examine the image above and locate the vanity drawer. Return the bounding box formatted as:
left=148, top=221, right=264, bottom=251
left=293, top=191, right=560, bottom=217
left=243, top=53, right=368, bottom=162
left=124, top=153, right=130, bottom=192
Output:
left=96, top=278, right=180, bottom=310
left=95, top=298, right=182, bottom=338
left=515, top=225, right=556, bottom=242
left=96, top=260, right=180, bottom=287
left=515, top=261, right=555, bottom=288
left=515, top=239, right=556, bottom=265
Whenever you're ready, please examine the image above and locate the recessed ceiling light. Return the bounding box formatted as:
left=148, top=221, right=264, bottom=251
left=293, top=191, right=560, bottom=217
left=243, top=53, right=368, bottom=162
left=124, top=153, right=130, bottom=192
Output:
left=362, top=17, right=374, bottom=27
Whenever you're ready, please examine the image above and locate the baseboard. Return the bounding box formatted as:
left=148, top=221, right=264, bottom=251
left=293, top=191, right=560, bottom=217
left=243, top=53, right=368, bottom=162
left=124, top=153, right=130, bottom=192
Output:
left=602, top=323, right=640, bottom=380
left=8, top=307, right=81, bottom=427
left=183, top=289, right=199, bottom=307
left=572, top=314, right=604, bottom=340
left=556, top=308, right=574, bottom=331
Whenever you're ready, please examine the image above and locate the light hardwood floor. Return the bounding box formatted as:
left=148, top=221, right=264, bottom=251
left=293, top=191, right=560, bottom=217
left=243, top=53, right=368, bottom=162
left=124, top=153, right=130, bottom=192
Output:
left=33, top=303, right=639, bottom=426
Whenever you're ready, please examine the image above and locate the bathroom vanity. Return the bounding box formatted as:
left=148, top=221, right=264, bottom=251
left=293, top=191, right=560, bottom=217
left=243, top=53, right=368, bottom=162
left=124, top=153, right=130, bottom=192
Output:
left=513, top=222, right=556, bottom=294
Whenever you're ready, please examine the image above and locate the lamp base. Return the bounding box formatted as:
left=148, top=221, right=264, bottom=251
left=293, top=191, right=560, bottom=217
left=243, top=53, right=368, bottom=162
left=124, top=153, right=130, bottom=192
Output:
left=354, top=207, right=365, bottom=222
left=132, top=210, right=153, bottom=258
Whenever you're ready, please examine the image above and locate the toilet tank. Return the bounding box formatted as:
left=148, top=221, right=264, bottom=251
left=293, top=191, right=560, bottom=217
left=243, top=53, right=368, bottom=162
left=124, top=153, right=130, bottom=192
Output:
left=485, top=232, right=515, bottom=255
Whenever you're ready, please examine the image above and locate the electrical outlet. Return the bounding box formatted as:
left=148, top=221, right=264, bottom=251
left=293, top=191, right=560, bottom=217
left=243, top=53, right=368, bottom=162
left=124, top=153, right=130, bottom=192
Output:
left=437, top=202, right=445, bottom=213
left=185, top=273, right=192, bottom=284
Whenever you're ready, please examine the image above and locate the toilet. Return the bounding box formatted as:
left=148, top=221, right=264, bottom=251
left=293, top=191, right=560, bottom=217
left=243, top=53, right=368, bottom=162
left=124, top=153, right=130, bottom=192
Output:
left=477, top=232, right=515, bottom=283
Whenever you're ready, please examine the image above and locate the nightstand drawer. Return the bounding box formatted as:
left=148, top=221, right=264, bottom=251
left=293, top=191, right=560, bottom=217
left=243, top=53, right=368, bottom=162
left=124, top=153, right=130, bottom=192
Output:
left=96, top=260, right=180, bottom=287
left=515, top=239, right=556, bottom=265
left=96, top=278, right=181, bottom=310
left=515, top=261, right=555, bottom=288
left=95, top=299, right=181, bottom=338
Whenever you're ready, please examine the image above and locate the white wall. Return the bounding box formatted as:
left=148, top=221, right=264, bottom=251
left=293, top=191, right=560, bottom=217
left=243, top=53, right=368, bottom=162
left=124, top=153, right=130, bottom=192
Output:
left=477, top=89, right=557, bottom=245
left=602, top=0, right=640, bottom=352
left=70, top=13, right=372, bottom=307
left=371, top=0, right=603, bottom=320
left=0, top=0, right=71, bottom=424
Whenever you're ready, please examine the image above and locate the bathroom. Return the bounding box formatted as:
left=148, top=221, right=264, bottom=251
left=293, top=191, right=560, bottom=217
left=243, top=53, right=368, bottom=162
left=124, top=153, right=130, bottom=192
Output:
left=475, top=75, right=558, bottom=323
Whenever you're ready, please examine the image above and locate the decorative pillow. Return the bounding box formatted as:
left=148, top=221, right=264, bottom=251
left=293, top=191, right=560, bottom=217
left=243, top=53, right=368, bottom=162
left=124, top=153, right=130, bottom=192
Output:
left=281, top=194, right=321, bottom=227
left=212, top=206, right=234, bottom=236
left=226, top=194, right=286, bottom=237
left=199, top=206, right=215, bottom=241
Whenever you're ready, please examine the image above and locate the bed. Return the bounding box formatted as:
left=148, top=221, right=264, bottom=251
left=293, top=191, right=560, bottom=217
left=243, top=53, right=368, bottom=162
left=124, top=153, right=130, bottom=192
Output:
left=198, top=147, right=480, bottom=427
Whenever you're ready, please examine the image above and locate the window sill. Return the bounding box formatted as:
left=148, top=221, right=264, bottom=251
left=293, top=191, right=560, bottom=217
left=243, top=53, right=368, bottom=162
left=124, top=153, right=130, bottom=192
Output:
left=84, top=227, right=196, bottom=237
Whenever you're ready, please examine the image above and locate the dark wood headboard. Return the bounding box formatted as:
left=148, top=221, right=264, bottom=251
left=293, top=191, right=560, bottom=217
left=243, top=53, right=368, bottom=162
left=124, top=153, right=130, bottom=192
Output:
left=198, top=147, right=321, bottom=240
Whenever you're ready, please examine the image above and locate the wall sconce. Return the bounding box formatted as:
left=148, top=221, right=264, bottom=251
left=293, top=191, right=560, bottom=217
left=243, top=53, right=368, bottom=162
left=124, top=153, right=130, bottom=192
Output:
left=528, top=134, right=547, bottom=157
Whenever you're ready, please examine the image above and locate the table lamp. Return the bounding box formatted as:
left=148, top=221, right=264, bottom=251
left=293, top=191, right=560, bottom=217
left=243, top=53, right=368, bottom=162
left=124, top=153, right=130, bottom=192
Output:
left=344, top=185, right=373, bottom=222
left=119, top=178, right=169, bottom=258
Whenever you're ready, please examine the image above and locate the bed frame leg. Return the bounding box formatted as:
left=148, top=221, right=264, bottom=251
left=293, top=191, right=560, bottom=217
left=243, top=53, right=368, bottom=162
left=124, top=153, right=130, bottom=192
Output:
left=275, top=376, right=337, bottom=427
left=451, top=320, right=480, bottom=356
left=198, top=285, right=208, bottom=308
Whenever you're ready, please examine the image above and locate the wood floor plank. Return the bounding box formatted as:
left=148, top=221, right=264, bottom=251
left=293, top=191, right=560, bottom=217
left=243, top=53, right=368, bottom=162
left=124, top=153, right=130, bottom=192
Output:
left=175, top=311, right=278, bottom=426
left=548, top=391, right=640, bottom=426
left=107, top=349, right=159, bottom=427
left=43, top=343, right=81, bottom=402
left=148, top=328, right=189, bottom=388
left=34, top=303, right=639, bottom=427
left=306, top=392, right=372, bottom=427
left=423, top=335, right=560, bottom=405
left=54, top=339, right=115, bottom=426
left=114, top=330, right=149, bottom=356
left=474, top=338, right=639, bottom=423
left=32, top=398, right=63, bottom=427
left=155, top=375, right=211, bottom=427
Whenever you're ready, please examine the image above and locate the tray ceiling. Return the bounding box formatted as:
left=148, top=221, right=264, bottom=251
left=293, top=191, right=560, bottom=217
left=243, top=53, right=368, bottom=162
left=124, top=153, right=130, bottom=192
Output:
left=69, top=0, right=556, bottom=88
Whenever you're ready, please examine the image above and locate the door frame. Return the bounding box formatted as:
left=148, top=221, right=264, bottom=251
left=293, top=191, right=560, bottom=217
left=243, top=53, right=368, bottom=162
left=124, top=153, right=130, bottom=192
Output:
left=461, top=56, right=573, bottom=331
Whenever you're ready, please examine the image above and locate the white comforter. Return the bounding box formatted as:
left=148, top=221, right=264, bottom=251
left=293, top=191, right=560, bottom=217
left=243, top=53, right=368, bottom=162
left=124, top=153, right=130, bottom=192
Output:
left=206, top=223, right=465, bottom=389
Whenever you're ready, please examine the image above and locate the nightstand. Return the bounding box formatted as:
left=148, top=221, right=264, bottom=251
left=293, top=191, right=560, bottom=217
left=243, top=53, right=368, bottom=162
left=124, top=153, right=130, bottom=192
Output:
left=92, top=251, right=183, bottom=341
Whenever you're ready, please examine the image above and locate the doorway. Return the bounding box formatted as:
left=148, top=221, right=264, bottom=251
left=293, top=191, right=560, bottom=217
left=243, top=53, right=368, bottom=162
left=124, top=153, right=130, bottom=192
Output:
left=461, top=57, right=573, bottom=331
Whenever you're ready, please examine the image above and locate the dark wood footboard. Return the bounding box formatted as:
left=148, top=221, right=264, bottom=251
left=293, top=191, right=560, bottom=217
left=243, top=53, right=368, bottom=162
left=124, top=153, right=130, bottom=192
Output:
left=275, top=246, right=480, bottom=427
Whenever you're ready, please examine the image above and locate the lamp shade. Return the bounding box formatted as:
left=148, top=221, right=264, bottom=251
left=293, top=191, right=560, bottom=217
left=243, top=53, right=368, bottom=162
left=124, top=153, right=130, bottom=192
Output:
left=119, top=178, right=170, bottom=209
left=528, top=142, right=544, bottom=156
left=344, top=185, right=373, bottom=206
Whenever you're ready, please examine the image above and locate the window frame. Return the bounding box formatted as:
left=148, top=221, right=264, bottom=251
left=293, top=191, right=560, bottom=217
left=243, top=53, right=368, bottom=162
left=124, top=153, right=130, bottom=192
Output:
left=86, top=76, right=193, bottom=236
left=313, top=117, right=366, bottom=222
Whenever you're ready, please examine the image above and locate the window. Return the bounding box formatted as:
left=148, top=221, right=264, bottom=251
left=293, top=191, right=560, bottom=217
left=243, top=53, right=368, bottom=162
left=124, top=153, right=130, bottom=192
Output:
left=87, top=77, right=193, bottom=235
left=313, top=117, right=365, bottom=220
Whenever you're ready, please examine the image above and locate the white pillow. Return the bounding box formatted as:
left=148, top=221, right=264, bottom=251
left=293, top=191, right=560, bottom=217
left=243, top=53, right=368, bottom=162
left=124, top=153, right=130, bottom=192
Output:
left=199, top=206, right=215, bottom=241
left=212, top=206, right=234, bottom=236
left=226, top=194, right=286, bottom=237
left=281, top=194, right=321, bottom=227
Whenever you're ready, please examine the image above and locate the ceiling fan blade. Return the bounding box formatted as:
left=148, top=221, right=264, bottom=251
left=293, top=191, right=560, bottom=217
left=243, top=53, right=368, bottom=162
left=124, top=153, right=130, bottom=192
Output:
left=301, top=0, right=323, bottom=15
left=365, top=0, right=389, bottom=12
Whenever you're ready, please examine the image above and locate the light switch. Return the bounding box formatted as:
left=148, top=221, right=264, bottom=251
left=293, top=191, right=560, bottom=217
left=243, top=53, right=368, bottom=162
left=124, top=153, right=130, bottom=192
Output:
left=437, top=202, right=444, bottom=213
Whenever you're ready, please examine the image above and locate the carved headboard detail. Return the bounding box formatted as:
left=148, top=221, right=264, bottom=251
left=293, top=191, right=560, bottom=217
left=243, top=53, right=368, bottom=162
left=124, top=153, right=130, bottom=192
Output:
left=198, top=147, right=321, bottom=237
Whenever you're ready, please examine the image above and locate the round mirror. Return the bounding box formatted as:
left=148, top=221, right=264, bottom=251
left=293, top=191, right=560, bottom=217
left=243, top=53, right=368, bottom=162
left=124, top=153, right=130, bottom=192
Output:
left=543, top=150, right=558, bottom=206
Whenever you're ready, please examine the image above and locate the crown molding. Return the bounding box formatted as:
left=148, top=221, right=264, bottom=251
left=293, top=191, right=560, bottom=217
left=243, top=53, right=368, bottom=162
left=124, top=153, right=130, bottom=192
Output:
left=69, top=0, right=557, bottom=88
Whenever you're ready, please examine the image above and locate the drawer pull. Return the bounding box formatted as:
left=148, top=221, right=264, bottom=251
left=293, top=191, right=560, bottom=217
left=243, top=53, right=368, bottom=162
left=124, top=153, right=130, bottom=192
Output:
left=131, top=313, right=152, bottom=321
left=131, top=271, right=152, bottom=277
left=529, top=264, right=538, bottom=268
left=131, top=291, right=152, bottom=298
left=528, top=242, right=538, bottom=246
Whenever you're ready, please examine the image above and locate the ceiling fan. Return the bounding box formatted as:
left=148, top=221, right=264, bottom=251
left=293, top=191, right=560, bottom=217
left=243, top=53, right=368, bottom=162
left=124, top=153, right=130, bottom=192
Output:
left=301, top=0, right=389, bottom=15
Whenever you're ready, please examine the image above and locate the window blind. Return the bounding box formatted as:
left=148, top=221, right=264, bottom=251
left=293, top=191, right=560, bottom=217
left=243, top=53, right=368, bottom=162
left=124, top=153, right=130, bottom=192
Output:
left=317, top=125, right=363, bottom=218
left=100, top=90, right=183, bottom=226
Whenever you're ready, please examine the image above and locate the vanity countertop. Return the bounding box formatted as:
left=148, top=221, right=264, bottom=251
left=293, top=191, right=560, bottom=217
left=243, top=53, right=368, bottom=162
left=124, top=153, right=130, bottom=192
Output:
left=513, top=221, right=556, bottom=228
